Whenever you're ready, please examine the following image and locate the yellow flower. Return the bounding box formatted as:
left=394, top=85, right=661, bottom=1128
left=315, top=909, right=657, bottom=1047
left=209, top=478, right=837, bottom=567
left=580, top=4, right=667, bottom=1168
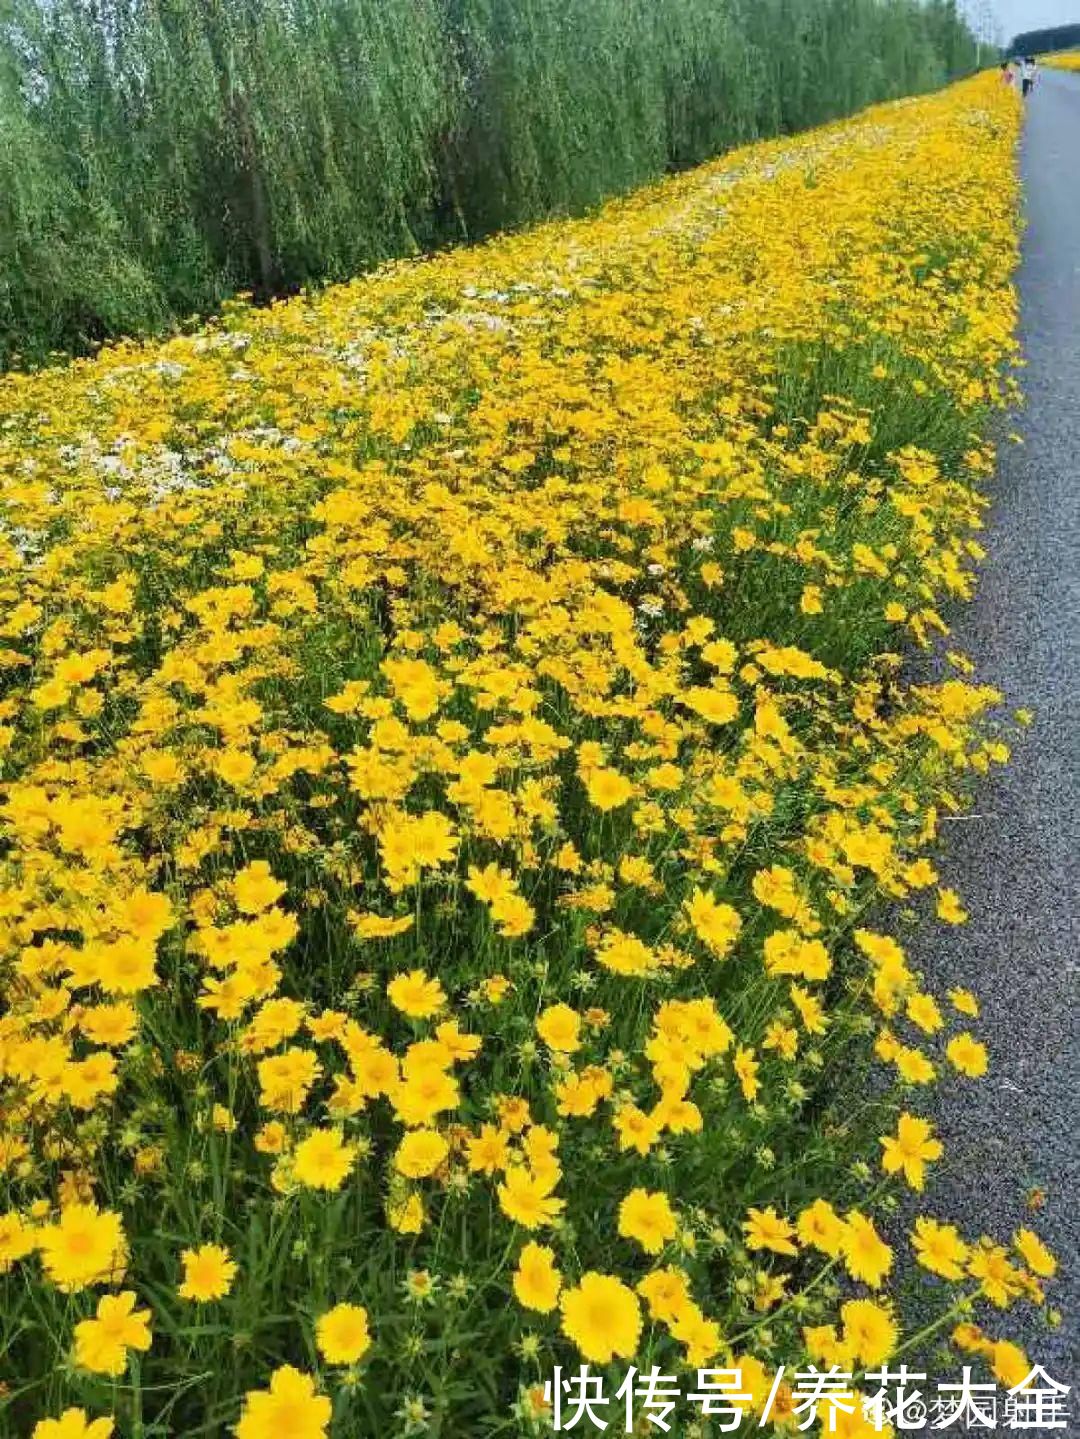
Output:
left=946, top=1032, right=988, bottom=1077
left=936, top=888, right=968, bottom=924
left=512, top=1241, right=562, bottom=1313
left=387, top=1192, right=425, bottom=1234
left=595, top=929, right=656, bottom=977
left=804, top=1323, right=854, bottom=1370
left=32, top=1411, right=114, bottom=1439
left=38, top=1205, right=127, bottom=1293
left=535, top=1003, right=582, bottom=1054
left=990, top=1339, right=1030, bottom=1387
left=841, top=1212, right=892, bottom=1288
left=681, top=686, right=740, bottom=725
left=911, top=1217, right=969, bottom=1280
left=73, top=1290, right=152, bottom=1376
left=178, top=1244, right=237, bottom=1302
left=391, top=1064, right=459, bottom=1127
left=733, top=1046, right=761, bottom=1102
left=387, top=969, right=446, bottom=1019
left=482, top=974, right=511, bottom=1004
left=0, top=1210, right=36, bottom=1274
left=828, top=1397, right=884, bottom=1439
left=93, top=939, right=159, bottom=995
left=952, top=1321, right=991, bottom=1353
left=685, top=887, right=743, bottom=958
left=381, top=810, right=459, bottom=885
left=880, top=1112, right=943, bottom=1191
left=905, top=992, right=944, bottom=1034
left=491, top=892, right=535, bottom=937
left=583, top=767, right=635, bottom=811
left=254, top=1121, right=288, bottom=1155
left=948, top=987, right=980, bottom=1017
left=315, top=1302, right=372, bottom=1365
left=292, top=1129, right=357, bottom=1191
left=671, top=1303, right=724, bottom=1366
left=215, top=748, right=257, bottom=788
left=394, top=1129, right=449, bottom=1179
left=233, top=861, right=287, bottom=915
left=560, top=1272, right=642, bottom=1363
left=1014, top=1227, right=1057, bottom=1278
left=351, top=912, right=414, bottom=940
left=637, top=1266, right=692, bottom=1323
left=497, top=1165, right=564, bottom=1230
left=617, top=1188, right=677, bottom=1256
left=968, top=1243, right=1023, bottom=1307
left=467, top=1123, right=510, bottom=1175
left=796, top=1199, right=845, bottom=1258
left=841, top=1298, right=897, bottom=1366
left=894, top=1045, right=936, bottom=1085
left=612, top=1103, right=661, bottom=1155
left=236, top=1367, right=331, bottom=1439
left=743, top=1206, right=797, bottom=1257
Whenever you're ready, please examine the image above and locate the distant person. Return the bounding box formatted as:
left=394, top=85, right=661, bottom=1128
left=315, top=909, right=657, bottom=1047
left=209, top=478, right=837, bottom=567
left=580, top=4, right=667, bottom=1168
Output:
left=1021, top=56, right=1037, bottom=98
left=1000, top=59, right=1015, bottom=86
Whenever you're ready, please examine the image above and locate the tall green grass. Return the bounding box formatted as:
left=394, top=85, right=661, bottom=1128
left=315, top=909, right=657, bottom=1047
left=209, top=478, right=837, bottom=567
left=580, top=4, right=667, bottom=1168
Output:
left=0, top=0, right=978, bottom=367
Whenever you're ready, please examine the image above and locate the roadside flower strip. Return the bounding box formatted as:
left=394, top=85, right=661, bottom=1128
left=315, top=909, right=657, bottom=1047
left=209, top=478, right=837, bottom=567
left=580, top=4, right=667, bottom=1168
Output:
left=0, top=73, right=1055, bottom=1436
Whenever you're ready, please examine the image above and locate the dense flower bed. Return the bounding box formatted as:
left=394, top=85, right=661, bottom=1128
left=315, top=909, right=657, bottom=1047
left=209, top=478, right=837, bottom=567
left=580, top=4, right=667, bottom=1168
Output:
left=0, top=72, right=1054, bottom=1438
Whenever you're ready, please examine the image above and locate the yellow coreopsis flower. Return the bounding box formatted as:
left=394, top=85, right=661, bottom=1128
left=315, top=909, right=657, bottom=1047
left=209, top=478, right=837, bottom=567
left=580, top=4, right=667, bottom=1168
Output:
left=841, top=1298, right=897, bottom=1366
left=315, top=1302, right=372, bottom=1365
left=535, top=1003, right=582, bottom=1054
left=73, top=1291, right=152, bottom=1376
left=32, top=1411, right=114, bottom=1439
left=38, top=1204, right=127, bottom=1293
left=685, top=887, right=743, bottom=958
left=990, top=1339, right=1030, bottom=1387
left=618, top=1188, right=678, bottom=1256
left=911, top=1216, right=970, bottom=1280
left=394, top=1128, right=449, bottom=1178
left=236, top=1367, right=331, bottom=1439
left=387, top=969, right=446, bottom=1019
left=560, top=1272, right=641, bottom=1363
left=583, top=767, right=635, bottom=811
left=841, top=1212, right=893, bottom=1288
left=797, top=1199, right=846, bottom=1257
left=1013, top=1227, right=1057, bottom=1279
left=743, top=1206, right=797, bottom=1257
left=936, top=888, right=968, bottom=924
left=880, top=1112, right=943, bottom=1190
left=946, top=1032, right=988, bottom=1077
left=497, top=1165, right=564, bottom=1231
left=178, top=1243, right=237, bottom=1302
left=291, top=1129, right=357, bottom=1191
left=0, top=1210, right=35, bottom=1273
left=512, top=1241, right=563, bottom=1313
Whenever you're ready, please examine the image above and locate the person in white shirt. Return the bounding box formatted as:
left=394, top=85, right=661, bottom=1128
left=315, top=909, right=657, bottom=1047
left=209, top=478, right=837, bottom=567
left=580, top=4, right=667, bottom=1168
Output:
left=1021, top=57, right=1037, bottom=99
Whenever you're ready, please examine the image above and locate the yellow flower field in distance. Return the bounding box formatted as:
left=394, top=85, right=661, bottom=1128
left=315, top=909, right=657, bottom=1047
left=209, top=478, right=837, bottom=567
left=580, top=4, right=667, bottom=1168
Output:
left=0, top=71, right=1055, bottom=1437
left=1042, top=51, right=1080, bottom=71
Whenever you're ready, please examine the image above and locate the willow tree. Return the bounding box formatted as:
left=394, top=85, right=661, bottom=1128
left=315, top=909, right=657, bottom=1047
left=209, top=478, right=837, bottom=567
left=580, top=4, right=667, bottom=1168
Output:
left=0, top=0, right=982, bottom=366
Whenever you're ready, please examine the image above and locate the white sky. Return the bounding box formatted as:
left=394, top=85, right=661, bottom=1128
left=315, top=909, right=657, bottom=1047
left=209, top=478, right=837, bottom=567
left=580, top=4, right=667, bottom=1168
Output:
left=985, top=0, right=1080, bottom=40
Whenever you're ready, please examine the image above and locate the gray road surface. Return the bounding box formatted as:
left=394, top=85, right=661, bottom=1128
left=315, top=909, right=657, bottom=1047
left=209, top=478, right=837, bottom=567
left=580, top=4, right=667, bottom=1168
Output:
left=910, top=67, right=1080, bottom=1391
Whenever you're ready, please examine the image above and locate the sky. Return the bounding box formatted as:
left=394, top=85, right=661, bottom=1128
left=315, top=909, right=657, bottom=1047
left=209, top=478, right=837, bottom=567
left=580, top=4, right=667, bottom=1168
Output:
left=985, top=0, right=1080, bottom=41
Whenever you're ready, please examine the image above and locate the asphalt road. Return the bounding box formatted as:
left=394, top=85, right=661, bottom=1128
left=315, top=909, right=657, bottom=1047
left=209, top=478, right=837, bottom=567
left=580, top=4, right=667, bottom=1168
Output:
left=910, top=68, right=1080, bottom=1390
